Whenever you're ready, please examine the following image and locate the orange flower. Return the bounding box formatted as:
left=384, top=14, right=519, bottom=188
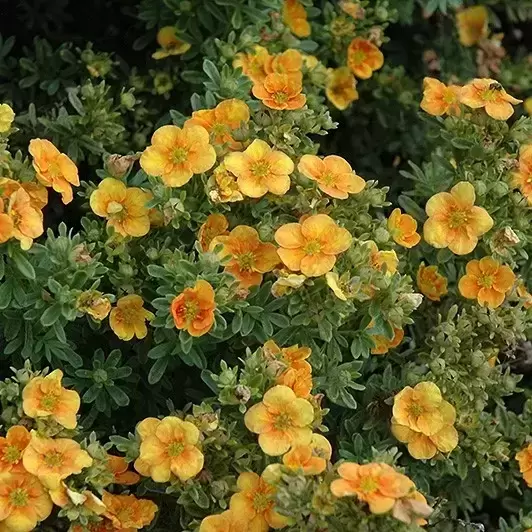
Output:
left=283, top=433, right=332, bottom=475
left=28, top=139, right=79, bottom=204
left=420, top=78, right=461, bottom=117
left=89, top=178, right=151, bottom=237
left=22, top=369, right=80, bottom=429
left=22, top=434, right=93, bottom=489
left=224, top=139, right=294, bottom=198
left=140, top=124, right=216, bottom=187
left=0, top=426, right=31, bottom=474
left=387, top=208, right=421, bottom=248
left=185, top=99, right=250, bottom=151
left=110, top=295, right=154, bottom=341
left=416, top=263, right=448, bottom=302
left=347, top=38, right=384, bottom=79
left=171, top=280, right=216, bottom=337
left=365, top=241, right=398, bottom=276
left=460, top=78, right=522, bottom=120
left=198, top=213, right=229, bottom=252
left=275, top=214, right=352, bottom=277
left=134, top=416, right=204, bottom=483
left=244, top=385, right=314, bottom=456
left=4, top=188, right=43, bottom=250
left=263, top=340, right=311, bottom=367
left=106, top=454, right=140, bottom=485
left=326, top=67, right=359, bottom=110
left=456, top=6, right=489, bottom=47
left=0, top=178, right=48, bottom=211
left=210, top=225, right=279, bottom=288
left=208, top=163, right=244, bottom=203
left=513, top=145, right=532, bottom=204
left=265, top=49, right=303, bottom=76
left=330, top=462, right=414, bottom=514
left=370, top=327, right=404, bottom=355
left=233, top=46, right=271, bottom=85
left=0, top=473, right=53, bottom=532
left=199, top=509, right=246, bottom=532
left=229, top=471, right=291, bottom=530
left=517, top=283, right=532, bottom=309
left=339, top=1, right=365, bottom=19
left=252, top=73, right=306, bottom=111
left=282, top=0, right=311, bottom=38
left=423, top=181, right=493, bottom=255
left=458, top=257, right=515, bottom=308
left=152, top=26, right=191, bottom=60
left=516, top=444, right=532, bottom=487
left=0, top=198, right=14, bottom=245
left=298, top=154, right=365, bottom=199
left=277, top=362, right=313, bottom=398
left=102, top=491, right=158, bottom=530
left=71, top=519, right=116, bottom=532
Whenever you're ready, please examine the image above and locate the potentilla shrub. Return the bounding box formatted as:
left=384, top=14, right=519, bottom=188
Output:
left=0, top=1, right=531, bottom=532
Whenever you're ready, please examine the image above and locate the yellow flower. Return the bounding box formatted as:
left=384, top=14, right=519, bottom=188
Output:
left=140, top=124, right=216, bottom=187
left=76, top=290, right=112, bottom=320
left=199, top=510, right=246, bottom=532
left=109, top=294, right=154, bottom=341
left=325, top=272, right=349, bottom=301
left=271, top=270, right=307, bottom=298
left=89, top=178, right=151, bottom=237
left=208, top=163, right=244, bottom=203
left=516, top=444, right=532, bottom=487
left=198, top=213, right=229, bottom=252
left=387, top=208, right=421, bottom=248
left=244, top=385, right=314, bottom=456
left=365, top=241, right=398, bottom=276
left=423, top=181, right=493, bottom=255
left=525, top=97, right=532, bottom=116
left=326, top=67, right=359, bottom=110
left=460, top=78, right=522, bottom=120
left=134, top=416, right=204, bottom=483
left=283, top=433, right=332, bottom=475
left=283, top=0, right=311, bottom=38
left=370, top=326, right=404, bottom=355
left=22, top=369, right=80, bottom=429
left=233, top=45, right=271, bottom=85
left=152, top=26, right=191, bottom=60
left=3, top=188, right=43, bottom=250
left=0, top=103, right=15, bottom=133
left=456, top=6, right=489, bottom=47
left=417, top=263, right=448, bottom=302
left=22, top=434, right=93, bottom=489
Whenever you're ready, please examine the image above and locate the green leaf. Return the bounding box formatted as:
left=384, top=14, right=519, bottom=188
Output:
left=67, top=89, right=85, bottom=116
left=41, top=305, right=62, bottom=327
left=107, top=386, right=130, bottom=407
left=148, top=358, right=169, bottom=384
left=202, top=59, right=221, bottom=84
left=398, top=195, right=427, bottom=222
left=11, top=248, right=35, bottom=280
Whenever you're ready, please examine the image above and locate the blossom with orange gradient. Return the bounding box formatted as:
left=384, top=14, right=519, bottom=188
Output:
left=229, top=470, right=291, bottom=530
left=185, top=99, right=250, bottom=151
left=252, top=73, right=306, bottom=111
left=460, top=78, right=522, bottom=120
left=265, top=49, right=303, bottom=76
left=171, top=280, right=216, bottom=337
left=275, top=214, right=352, bottom=277
left=208, top=163, right=244, bottom=204
left=516, top=444, right=532, bottom=487
left=0, top=473, right=53, bottom=532
left=22, top=434, right=93, bottom=489
left=225, top=139, right=294, bottom=198
left=28, top=139, right=79, bottom=204
left=298, top=154, right=365, bottom=199
left=102, top=491, right=158, bottom=530
left=198, top=213, right=229, bottom=252
left=370, top=327, right=404, bottom=355
left=330, top=462, right=414, bottom=514
left=110, top=295, right=154, bottom=341
left=423, top=181, right=493, bottom=255
left=420, top=78, right=461, bottom=117
left=233, top=46, right=271, bottom=84
left=0, top=426, right=31, bottom=474
left=347, top=38, right=384, bottom=79
left=456, top=6, right=489, bottom=47
left=2, top=188, right=43, bottom=250
left=0, top=178, right=48, bottom=211
left=140, top=124, right=216, bottom=187
left=326, top=67, right=359, bottom=110
left=134, top=416, right=204, bottom=483
left=244, top=385, right=314, bottom=456
left=0, top=198, right=14, bottom=245
left=106, top=454, right=140, bottom=485
left=22, top=369, right=80, bottom=429
left=458, top=257, right=515, bottom=309
left=518, top=283, right=532, bottom=309
left=417, top=263, right=448, bottom=302
left=388, top=208, right=421, bottom=248
left=210, top=225, right=279, bottom=288
left=152, top=26, right=191, bottom=60
left=282, top=0, right=311, bottom=38
left=90, top=178, right=151, bottom=237
left=283, top=433, right=332, bottom=475
left=365, top=241, right=398, bottom=276
left=513, top=145, right=532, bottom=203
left=199, top=509, right=246, bottom=532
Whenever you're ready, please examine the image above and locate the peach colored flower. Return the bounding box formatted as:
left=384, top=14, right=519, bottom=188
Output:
left=198, top=213, right=229, bottom=252
left=199, top=509, right=246, bottom=532
left=460, top=78, right=522, bottom=120
left=233, top=46, right=271, bottom=85
left=423, top=181, right=493, bottom=255
left=265, top=49, right=303, bottom=77
left=3, top=188, right=43, bottom=250
left=370, top=327, right=404, bottom=355
left=420, top=77, right=461, bottom=116
left=458, top=257, right=515, bottom=308
left=102, top=491, right=158, bottom=530
left=171, top=280, right=216, bottom=337
left=106, top=454, right=140, bottom=485
left=283, top=0, right=311, bottom=38
left=347, top=38, right=384, bottom=79
left=365, top=241, right=398, bottom=276
left=326, top=67, right=359, bottom=110
left=513, top=145, right=532, bottom=204
left=388, top=208, right=421, bottom=248
left=275, top=214, right=352, bottom=277
left=0, top=426, right=31, bottom=475
left=516, top=444, right=532, bottom=487
left=252, top=73, right=306, bottom=111
left=283, top=433, right=332, bottom=475
left=110, top=295, right=154, bottom=341
left=456, top=6, right=489, bottom=47
left=416, top=263, right=448, bottom=302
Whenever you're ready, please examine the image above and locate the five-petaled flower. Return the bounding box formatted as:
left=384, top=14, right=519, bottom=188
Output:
left=252, top=73, right=306, bottom=111
left=109, top=294, right=154, bottom=341
left=275, top=214, right=352, bottom=277
left=347, top=38, right=384, bottom=79
left=0, top=426, right=31, bottom=475
left=420, top=78, right=461, bottom=117
left=458, top=257, right=515, bottom=308
left=283, top=0, right=311, bottom=37
left=456, top=6, right=489, bottom=47
left=283, top=433, right=332, bottom=475
left=516, top=444, right=532, bottom=487
left=171, top=280, right=216, bottom=337
left=210, top=225, right=279, bottom=288
left=388, top=208, right=421, bottom=248
left=326, top=67, right=359, bottom=110
left=423, top=181, right=493, bottom=255
left=140, top=124, right=216, bottom=187
left=233, top=45, right=271, bottom=85
left=152, top=26, right=191, bottom=60
left=244, top=385, right=314, bottom=456
left=416, top=263, right=448, bottom=302
left=460, top=78, right=522, bottom=120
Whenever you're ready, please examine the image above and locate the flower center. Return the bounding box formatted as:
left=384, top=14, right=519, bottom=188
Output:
left=251, top=160, right=270, bottom=179
left=44, top=451, right=64, bottom=468
left=40, top=393, right=59, bottom=411
left=478, top=275, right=493, bottom=288
left=481, top=89, right=497, bottom=102
left=408, top=403, right=424, bottom=417
left=184, top=300, right=199, bottom=321
left=448, top=210, right=468, bottom=229
left=9, top=488, right=29, bottom=507
left=237, top=252, right=256, bottom=272
left=304, top=240, right=322, bottom=256
left=359, top=477, right=378, bottom=494
left=172, top=147, right=188, bottom=164
left=4, top=445, right=21, bottom=464
left=321, top=172, right=337, bottom=186
left=273, top=412, right=293, bottom=430
left=107, top=201, right=124, bottom=215
left=273, top=91, right=288, bottom=104
left=167, top=442, right=185, bottom=457
left=253, top=491, right=272, bottom=512
left=351, top=49, right=367, bottom=65
left=443, top=90, right=456, bottom=104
